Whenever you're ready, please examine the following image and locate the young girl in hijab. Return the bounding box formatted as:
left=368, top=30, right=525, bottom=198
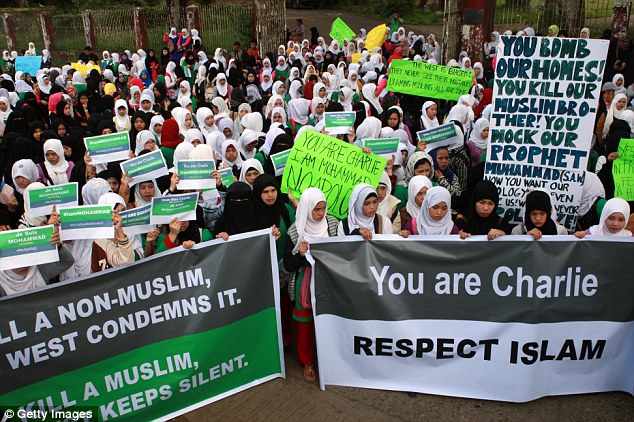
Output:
left=338, top=183, right=393, bottom=239
left=430, top=147, right=461, bottom=196
left=376, top=172, right=402, bottom=233
left=37, top=139, right=74, bottom=185
left=196, top=107, right=215, bottom=137
left=221, top=139, right=243, bottom=176
left=575, top=197, right=632, bottom=238
left=238, top=129, right=259, bottom=161
left=416, top=186, right=459, bottom=235
left=274, top=56, right=289, bottom=82
left=283, top=188, right=339, bottom=382
left=512, top=190, right=568, bottom=238
left=457, top=180, right=512, bottom=239
left=466, top=118, right=489, bottom=167
left=420, top=101, right=439, bottom=131
left=400, top=175, right=433, bottom=234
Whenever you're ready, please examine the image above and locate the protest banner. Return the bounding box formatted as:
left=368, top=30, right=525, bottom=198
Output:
left=416, top=123, right=464, bottom=152
left=613, top=138, right=634, bottom=201
left=281, top=130, right=386, bottom=219
left=150, top=193, right=199, bottom=225
left=365, top=24, right=387, bottom=51
left=84, top=132, right=131, bottom=165
left=176, top=160, right=216, bottom=190
left=351, top=52, right=377, bottom=64
left=71, top=62, right=101, bottom=77
left=219, top=168, right=235, bottom=187
left=119, top=204, right=155, bottom=236
left=0, top=230, right=284, bottom=421
left=27, top=183, right=79, bottom=217
left=270, top=150, right=292, bottom=177
left=485, top=36, right=609, bottom=230
left=362, top=138, right=400, bottom=159
left=15, top=56, right=42, bottom=75
left=0, top=225, right=57, bottom=271
left=324, top=111, right=356, bottom=135
left=329, top=17, right=356, bottom=44
left=307, top=236, right=634, bottom=402
left=59, top=205, right=114, bottom=241
left=120, top=150, right=169, bottom=186
left=386, top=60, right=473, bottom=101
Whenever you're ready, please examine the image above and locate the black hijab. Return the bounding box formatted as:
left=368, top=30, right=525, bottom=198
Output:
left=221, top=181, right=258, bottom=235
left=464, top=180, right=502, bottom=235
left=62, top=134, right=86, bottom=164
left=263, top=133, right=294, bottom=179
left=253, top=174, right=291, bottom=229
left=4, top=110, right=29, bottom=136
left=524, top=190, right=558, bottom=235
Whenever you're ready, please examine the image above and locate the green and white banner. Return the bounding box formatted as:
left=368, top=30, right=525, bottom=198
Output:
left=120, top=150, right=169, bottom=186
left=307, top=236, right=634, bottom=402
left=84, top=132, right=131, bottom=165
left=150, top=193, right=199, bottom=225
left=27, top=182, right=79, bottom=217
left=218, top=168, right=235, bottom=188
left=362, top=138, right=400, bottom=159
left=59, top=205, right=114, bottom=241
left=176, top=160, right=216, bottom=190
left=119, top=204, right=155, bottom=236
left=324, top=112, right=356, bottom=135
left=0, top=225, right=58, bottom=271
left=416, top=123, right=463, bottom=152
left=271, top=150, right=291, bottom=177
left=0, top=230, right=284, bottom=420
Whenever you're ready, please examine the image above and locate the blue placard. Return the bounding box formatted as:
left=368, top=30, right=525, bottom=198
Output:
left=15, top=56, right=42, bottom=75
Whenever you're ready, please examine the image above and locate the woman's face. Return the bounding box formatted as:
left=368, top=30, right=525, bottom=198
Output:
left=180, top=84, right=188, bottom=94
left=153, top=87, right=160, bottom=97
left=63, top=105, right=71, bottom=116
left=102, top=128, right=113, bottom=134
left=223, top=128, right=234, bottom=139
left=139, top=182, right=155, bottom=200
left=529, top=210, right=548, bottom=228
left=184, top=114, right=193, bottom=129
left=475, top=199, right=496, bottom=218
left=414, top=187, right=428, bottom=207
left=474, top=67, right=481, bottom=77
left=245, top=169, right=260, bottom=185
left=225, top=146, right=238, bottom=161
left=141, top=100, right=152, bottom=111
left=491, top=34, right=497, bottom=42
left=339, top=92, right=346, bottom=102
left=144, top=139, right=157, bottom=151
left=261, top=185, right=277, bottom=206
left=80, top=96, right=88, bottom=105
left=118, top=107, right=127, bottom=117
left=481, top=127, right=489, bottom=139
left=617, top=98, right=627, bottom=109
left=247, top=73, right=255, bottom=83
left=153, top=123, right=162, bottom=135
left=316, top=103, right=325, bottom=114
left=414, top=161, right=432, bottom=178
left=377, top=185, right=387, bottom=202
left=46, top=151, right=60, bottom=165
left=388, top=113, right=399, bottom=128
left=273, top=112, right=283, bottom=123
left=239, top=108, right=249, bottom=119
left=134, top=117, right=145, bottom=131
left=319, top=87, right=326, bottom=97
left=426, top=104, right=438, bottom=119
left=274, top=99, right=283, bottom=108
left=219, top=79, right=226, bottom=86
left=57, top=124, right=67, bottom=138
left=204, top=116, right=214, bottom=127
left=435, top=148, right=450, bottom=171
left=606, top=212, right=626, bottom=233
left=263, top=75, right=271, bottom=85
left=15, top=176, right=30, bottom=189
left=211, top=105, right=219, bottom=114
left=430, top=202, right=448, bottom=221
left=547, top=28, right=554, bottom=37
left=63, top=145, right=72, bottom=158
left=32, top=128, right=42, bottom=141
left=118, top=74, right=125, bottom=82
left=133, top=91, right=141, bottom=103
left=277, top=85, right=285, bottom=95
left=362, top=195, right=378, bottom=218
left=0, top=102, right=7, bottom=112
left=311, top=201, right=327, bottom=222
left=108, top=178, right=120, bottom=193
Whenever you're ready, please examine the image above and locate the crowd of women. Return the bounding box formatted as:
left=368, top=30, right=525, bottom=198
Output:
left=0, top=20, right=633, bottom=382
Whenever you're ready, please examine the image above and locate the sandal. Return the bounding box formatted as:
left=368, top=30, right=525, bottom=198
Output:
left=303, top=365, right=317, bottom=382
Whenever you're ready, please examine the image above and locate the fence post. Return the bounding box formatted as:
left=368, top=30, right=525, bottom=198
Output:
left=2, top=14, right=17, bottom=52
left=254, top=0, right=286, bottom=58
left=132, top=8, right=149, bottom=51
left=81, top=10, right=97, bottom=50
left=611, top=2, right=632, bottom=34
left=39, top=12, right=54, bottom=52
left=185, top=5, right=201, bottom=34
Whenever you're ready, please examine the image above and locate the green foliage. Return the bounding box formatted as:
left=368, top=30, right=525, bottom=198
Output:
left=376, top=0, right=416, bottom=17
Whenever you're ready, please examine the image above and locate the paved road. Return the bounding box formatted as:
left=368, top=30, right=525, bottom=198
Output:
left=175, top=7, right=634, bottom=421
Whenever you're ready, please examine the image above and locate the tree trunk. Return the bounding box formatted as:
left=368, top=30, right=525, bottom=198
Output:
left=442, top=0, right=462, bottom=64
left=165, top=0, right=184, bottom=30
left=555, top=0, right=585, bottom=36
left=17, top=0, right=29, bottom=7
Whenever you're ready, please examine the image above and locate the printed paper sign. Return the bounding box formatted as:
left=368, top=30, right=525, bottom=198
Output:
left=362, top=138, right=400, bottom=159
left=176, top=160, right=216, bottom=190
left=329, top=17, right=356, bottom=44
left=84, top=132, right=131, bottom=164
left=613, top=138, right=634, bottom=201
left=0, top=225, right=58, bottom=271
left=416, top=123, right=464, bottom=152
left=119, top=204, right=155, bottom=236
left=59, top=205, right=114, bottom=241
left=386, top=59, right=473, bottom=101
left=150, top=193, right=199, bottom=224
left=27, top=183, right=79, bottom=217
left=15, top=56, right=42, bottom=75
left=324, top=112, right=356, bottom=135
left=271, top=150, right=292, bottom=177
left=219, top=167, right=235, bottom=187
left=120, top=150, right=169, bottom=186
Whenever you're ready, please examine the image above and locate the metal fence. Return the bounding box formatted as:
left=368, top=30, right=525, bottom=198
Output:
left=494, top=0, right=633, bottom=35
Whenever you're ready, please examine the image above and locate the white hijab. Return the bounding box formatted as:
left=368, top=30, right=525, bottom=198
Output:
left=469, top=118, right=489, bottom=150
left=134, top=180, right=161, bottom=206
left=238, top=158, right=264, bottom=186
left=287, top=98, right=310, bottom=125
left=588, top=198, right=632, bottom=237
left=196, top=107, right=215, bottom=135
left=347, top=184, right=377, bottom=233
left=578, top=171, right=605, bottom=217
left=12, top=159, right=39, bottom=195
left=221, top=139, right=243, bottom=168
left=604, top=93, right=627, bottom=137
left=421, top=101, right=439, bottom=130
left=361, top=83, right=383, bottom=114
left=43, top=139, right=69, bottom=185
left=377, top=172, right=394, bottom=218
left=215, top=73, right=228, bottom=97
left=406, top=175, right=433, bottom=218
left=0, top=264, right=47, bottom=296
left=417, top=186, right=453, bottom=235
left=293, top=188, right=329, bottom=254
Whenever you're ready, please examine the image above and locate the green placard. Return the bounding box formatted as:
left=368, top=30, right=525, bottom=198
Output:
left=362, top=138, right=400, bottom=158
left=281, top=130, right=387, bottom=219
left=613, top=138, right=634, bottom=201
left=329, top=17, right=356, bottom=44
left=219, top=168, right=235, bottom=187
left=27, top=182, right=79, bottom=217
left=386, top=59, right=473, bottom=101
left=84, top=132, right=130, bottom=164
left=271, top=150, right=292, bottom=177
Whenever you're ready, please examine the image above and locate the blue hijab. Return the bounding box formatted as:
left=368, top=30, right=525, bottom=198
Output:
left=429, top=147, right=455, bottom=183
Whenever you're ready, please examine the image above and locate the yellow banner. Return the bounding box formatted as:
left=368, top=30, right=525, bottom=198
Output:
left=71, top=63, right=101, bottom=77
left=365, top=24, right=388, bottom=51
